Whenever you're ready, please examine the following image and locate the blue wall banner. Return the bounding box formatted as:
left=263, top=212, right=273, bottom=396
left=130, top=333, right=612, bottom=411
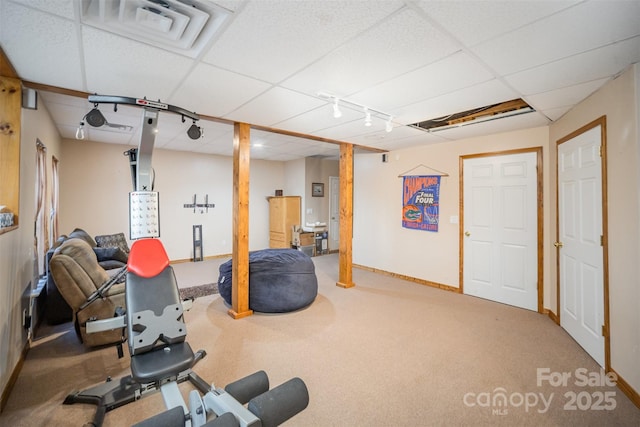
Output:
left=402, top=175, right=440, bottom=232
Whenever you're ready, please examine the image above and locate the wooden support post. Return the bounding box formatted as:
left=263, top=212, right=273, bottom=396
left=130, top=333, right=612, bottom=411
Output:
left=336, top=143, right=355, bottom=288
left=228, top=122, right=253, bottom=319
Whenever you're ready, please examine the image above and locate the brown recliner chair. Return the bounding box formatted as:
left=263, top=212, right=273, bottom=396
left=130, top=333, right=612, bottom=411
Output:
left=49, top=238, right=126, bottom=347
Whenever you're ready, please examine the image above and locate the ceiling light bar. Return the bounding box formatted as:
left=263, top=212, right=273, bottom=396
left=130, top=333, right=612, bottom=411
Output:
left=318, top=92, right=394, bottom=132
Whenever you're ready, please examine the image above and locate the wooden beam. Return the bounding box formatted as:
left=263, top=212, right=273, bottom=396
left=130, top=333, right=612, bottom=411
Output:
left=0, top=47, right=19, bottom=79
left=0, top=75, right=22, bottom=235
left=336, top=143, right=355, bottom=288
left=228, top=122, right=253, bottom=319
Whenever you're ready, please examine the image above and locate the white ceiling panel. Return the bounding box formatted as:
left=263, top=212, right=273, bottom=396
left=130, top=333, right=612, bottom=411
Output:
left=471, top=0, right=640, bottom=76
left=505, top=36, right=640, bottom=96
left=224, top=87, right=325, bottom=127
left=9, top=0, right=76, bottom=18
left=352, top=51, right=494, bottom=110
left=525, top=78, right=609, bottom=112
left=169, top=62, right=271, bottom=118
left=542, top=105, right=574, bottom=122
left=418, top=0, right=580, bottom=47
left=202, top=0, right=404, bottom=83
left=82, top=26, right=193, bottom=99
left=1, top=2, right=84, bottom=89
left=281, top=7, right=460, bottom=96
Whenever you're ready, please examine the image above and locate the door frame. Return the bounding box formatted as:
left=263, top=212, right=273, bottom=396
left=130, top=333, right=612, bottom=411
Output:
left=555, top=116, right=610, bottom=370
left=459, top=147, right=544, bottom=313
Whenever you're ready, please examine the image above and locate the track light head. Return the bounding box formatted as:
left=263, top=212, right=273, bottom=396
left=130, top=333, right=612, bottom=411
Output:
left=385, top=117, right=393, bottom=133
left=85, top=107, right=106, bottom=127
left=332, top=99, right=342, bottom=118
left=364, top=108, right=372, bottom=127
left=75, top=122, right=85, bottom=140
left=187, top=122, right=202, bottom=140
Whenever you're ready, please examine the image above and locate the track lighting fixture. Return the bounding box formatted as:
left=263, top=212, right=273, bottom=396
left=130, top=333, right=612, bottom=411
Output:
left=85, top=104, right=107, bottom=127
left=187, top=121, right=202, bottom=140
left=332, top=99, right=342, bottom=118
left=317, top=92, right=394, bottom=132
left=75, top=121, right=85, bottom=140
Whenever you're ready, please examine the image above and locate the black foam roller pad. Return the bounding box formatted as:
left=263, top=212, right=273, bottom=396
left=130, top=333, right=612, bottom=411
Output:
left=131, top=406, right=185, bottom=427
left=202, top=412, right=240, bottom=427
left=248, top=378, right=309, bottom=427
left=224, top=370, right=270, bottom=405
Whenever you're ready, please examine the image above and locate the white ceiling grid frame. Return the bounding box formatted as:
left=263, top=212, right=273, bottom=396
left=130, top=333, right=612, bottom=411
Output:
left=281, top=6, right=461, bottom=97
left=469, top=0, right=640, bottom=76
left=81, top=25, right=194, bottom=99
left=169, top=62, right=272, bottom=118
left=1, top=2, right=85, bottom=90
left=201, top=0, right=405, bottom=84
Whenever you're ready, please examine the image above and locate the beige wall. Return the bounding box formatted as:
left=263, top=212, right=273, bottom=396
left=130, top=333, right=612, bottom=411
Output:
left=0, top=101, right=61, bottom=397
left=59, top=139, right=287, bottom=260
left=549, top=65, right=640, bottom=394
left=354, top=126, right=550, bottom=293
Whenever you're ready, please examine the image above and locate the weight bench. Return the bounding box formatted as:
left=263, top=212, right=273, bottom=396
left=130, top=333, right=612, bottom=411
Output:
left=64, top=238, right=309, bottom=427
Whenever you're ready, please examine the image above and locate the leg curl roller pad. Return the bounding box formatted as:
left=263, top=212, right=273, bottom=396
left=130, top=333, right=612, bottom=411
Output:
left=248, top=378, right=309, bottom=427
left=202, top=412, right=240, bottom=427
left=224, top=371, right=270, bottom=405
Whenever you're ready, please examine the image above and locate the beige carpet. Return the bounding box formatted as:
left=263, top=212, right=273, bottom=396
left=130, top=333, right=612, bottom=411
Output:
left=1, top=254, right=639, bottom=426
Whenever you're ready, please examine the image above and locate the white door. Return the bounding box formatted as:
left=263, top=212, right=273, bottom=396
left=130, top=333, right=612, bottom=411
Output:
left=558, top=125, right=605, bottom=367
left=329, top=176, right=339, bottom=251
left=463, top=152, right=538, bottom=311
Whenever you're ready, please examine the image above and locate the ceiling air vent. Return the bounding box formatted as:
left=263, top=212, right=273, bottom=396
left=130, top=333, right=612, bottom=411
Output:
left=409, top=99, right=535, bottom=133
left=81, top=0, right=232, bottom=58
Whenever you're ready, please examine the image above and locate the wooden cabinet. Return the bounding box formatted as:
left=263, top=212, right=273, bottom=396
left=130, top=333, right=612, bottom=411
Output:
left=268, top=196, right=301, bottom=248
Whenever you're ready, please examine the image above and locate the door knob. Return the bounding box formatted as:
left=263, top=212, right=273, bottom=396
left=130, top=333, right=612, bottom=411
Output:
left=554, top=241, right=564, bottom=248
left=464, top=231, right=471, bottom=237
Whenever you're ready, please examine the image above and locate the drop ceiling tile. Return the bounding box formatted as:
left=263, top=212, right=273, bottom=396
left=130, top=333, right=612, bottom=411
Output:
left=471, top=0, right=640, bottom=75
left=224, top=87, right=325, bottom=127
left=505, top=36, right=640, bottom=95
left=525, top=78, right=609, bottom=111
left=202, top=0, right=404, bottom=83
left=352, top=51, right=494, bottom=110
left=418, top=0, right=579, bottom=46
left=82, top=26, right=193, bottom=99
left=169, top=63, right=271, bottom=118
left=393, top=79, right=519, bottom=125
left=8, top=0, right=76, bottom=18
left=540, top=105, right=573, bottom=122
left=282, top=8, right=460, bottom=96
left=1, top=2, right=84, bottom=89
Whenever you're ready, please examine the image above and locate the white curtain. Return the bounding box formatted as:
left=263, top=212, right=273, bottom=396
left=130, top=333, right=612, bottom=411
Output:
left=35, top=140, right=49, bottom=276
left=49, top=155, right=59, bottom=244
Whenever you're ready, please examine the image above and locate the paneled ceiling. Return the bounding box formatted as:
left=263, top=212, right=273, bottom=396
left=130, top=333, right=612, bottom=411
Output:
left=1, top=0, right=639, bottom=161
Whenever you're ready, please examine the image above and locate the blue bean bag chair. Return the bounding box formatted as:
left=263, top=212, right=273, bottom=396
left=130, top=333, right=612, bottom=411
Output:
left=217, top=248, right=318, bottom=313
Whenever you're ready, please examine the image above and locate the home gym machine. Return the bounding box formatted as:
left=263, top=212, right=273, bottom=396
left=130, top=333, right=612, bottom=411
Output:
left=63, top=95, right=309, bottom=427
